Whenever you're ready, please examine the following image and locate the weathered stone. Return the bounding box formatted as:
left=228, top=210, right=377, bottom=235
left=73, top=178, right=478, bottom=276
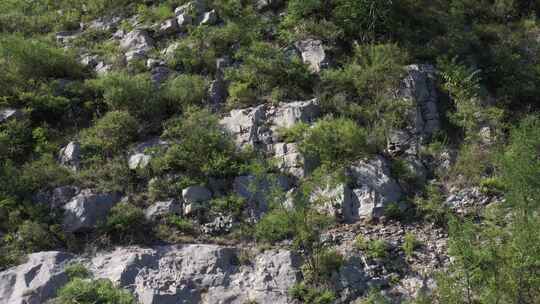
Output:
left=294, top=39, right=328, bottom=73
left=58, top=141, right=81, bottom=171
left=86, top=16, right=121, bottom=31
left=176, top=14, right=193, bottom=29
left=62, top=190, right=120, bottom=232
left=202, top=214, right=234, bottom=235
left=175, top=0, right=208, bottom=16
left=91, top=245, right=300, bottom=304
left=220, top=105, right=267, bottom=148
left=162, top=42, right=181, bottom=60
left=272, top=142, right=317, bottom=179
left=120, top=30, right=154, bottom=61
left=0, top=251, right=73, bottom=304
left=347, top=156, right=404, bottom=220
left=145, top=199, right=182, bottom=221
left=146, top=58, right=165, bottom=69
left=311, top=182, right=353, bottom=222
left=0, top=108, right=23, bottom=124
left=389, top=64, right=440, bottom=155
left=271, top=98, right=320, bottom=129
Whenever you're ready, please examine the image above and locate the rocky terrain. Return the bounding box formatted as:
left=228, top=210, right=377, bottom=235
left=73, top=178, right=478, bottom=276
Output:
left=0, top=1, right=539, bottom=304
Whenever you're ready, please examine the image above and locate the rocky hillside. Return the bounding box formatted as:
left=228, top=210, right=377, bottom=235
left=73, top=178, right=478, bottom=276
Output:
left=0, top=1, right=539, bottom=303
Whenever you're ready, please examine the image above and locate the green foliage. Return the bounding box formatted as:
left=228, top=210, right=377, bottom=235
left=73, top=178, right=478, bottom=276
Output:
left=355, top=235, right=388, bottom=259
left=402, top=232, right=420, bottom=258
left=162, top=75, right=207, bottom=112
left=290, top=282, right=336, bottom=304
left=357, top=288, right=391, bottom=304
left=153, top=107, right=244, bottom=182
left=65, top=263, right=90, bottom=279
left=210, top=195, right=246, bottom=218
left=53, top=278, right=136, bottom=304
left=299, top=117, right=371, bottom=169
left=77, top=157, right=134, bottom=193
left=137, top=3, right=174, bottom=24
left=413, top=183, right=448, bottom=225
left=102, top=203, right=146, bottom=244
left=18, top=154, right=74, bottom=193
left=226, top=42, right=313, bottom=107
left=165, top=215, right=195, bottom=234
left=80, top=111, right=138, bottom=158
left=255, top=209, right=295, bottom=243
left=0, top=118, right=33, bottom=162
left=87, top=73, right=164, bottom=120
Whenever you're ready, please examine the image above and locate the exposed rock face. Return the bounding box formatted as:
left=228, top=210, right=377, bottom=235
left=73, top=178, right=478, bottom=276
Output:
left=0, top=108, right=23, bottom=123
left=0, top=245, right=301, bottom=304
left=89, top=245, right=301, bottom=304
left=58, top=141, right=81, bottom=171
left=62, top=190, right=120, bottom=232
left=272, top=142, right=317, bottom=179
left=389, top=64, right=440, bottom=155
left=199, top=10, right=218, bottom=25
left=348, top=156, right=404, bottom=219
left=158, top=18, right=179, bottom=36
left=312, top=156, right=403, bottom=222
left=120, top=30, right=154, bottom=61
left=0, top=251, right=73, bottom=304
left=145, top=199, right=182, bottom=221
left=294, top=39, right=328, bottom=73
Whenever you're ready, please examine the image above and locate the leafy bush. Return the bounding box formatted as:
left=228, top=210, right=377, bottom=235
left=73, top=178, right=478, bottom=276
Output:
left=77, top=157, right=134, bottom=193
left=0, top=118, right=33, bottom=162
left=225, top=42, right=313, bottom=107
left=162, top=74, right=207, bottom=112
left=299, top=117, right=371, bottom=168
left=65, top=263, right=90, bottom=279
left=53, top=278, right=136, bottom=304
left=165, top=215, right=195, bottom=234
left=355, top=235, right=388, bottom=259
left=102, top=203, right=147, bottom=244
left=18, top=154, right=74, bottom=194
left=153, top=107, right=244, bottom=182
left=255, top=209, right=295, bottom=243
left=87, top=73, right=164, bottom=120
left=80, top=111, right=138, bottom=158
left=402, top=232, right=420, bottom=258
left=413, top=183, right=448, bottom=225
left=290, top=282, right=336, bottom=304
left=210, top=195, right=246, bottom=218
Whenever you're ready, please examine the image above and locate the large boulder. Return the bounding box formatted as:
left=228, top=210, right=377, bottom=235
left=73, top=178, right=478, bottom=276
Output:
left=62, top=190, right=120, bottom=232
left=90, top=245, right=301, bottom=304
left=270, top=98, right=320, bottom=130
left=348, top=156, right=404, bottom=219
left=294, top=39, right=328, bottom=73
left=220, top=104, right=267, bottom=149
left=0, top=252, right=73, bottom=304
left=120, top=30, right=154, bottom=61
left=310, top=156, right=403, bottom=222
left=50, top=186, right=80, bottom=208
left=272, top=142, right=317, bottom=179
left=389, top=64, right=440, bottom=155
left=144, top=199, right=182, bottom=221
left=58, top=141, right=81, bottom=171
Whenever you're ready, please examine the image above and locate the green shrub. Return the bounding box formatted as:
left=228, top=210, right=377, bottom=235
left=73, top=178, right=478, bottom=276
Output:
left=80, top=111, right=138, bottom=158
left=289, top=282, right=336, bottom=304
left=402, top=232, right=420, bottom=258
left=77, top=157, right=134, bottom=193
left=65, top=263, right=90, bottom=279
left=0, top=118, right=33, bottom=162
left=165, top=215, right=195, bottom=234
left=137, top=3, right=174, bottom=24
left=14, top=220, right=59, bottom=253
left=255, top=209, right=295, bottom=243
left=299, top=117, right=371, bottom=168
left=19, top=154, right=74, bottom=194
left=210, top=195, right=247, bottom=218
left=54, top=278, right=136, bottom=304
left=479, top=177, right=505, bottom=195
left=153, top=107, right=244, bottom=182
left=225, top=42, right=313, bottom=107
left=87, top=73, right=164, bottom=120
left=413, top=183, right=447, bottom=225
left=357, top=288, right=391, bottom=304
left=313, top=249, right=344, bottom=280
left=355, top=235, right=388, bottom=259
left=162, top=75, right=207, bottom=112
left=102, top=203, right=146, bottom=243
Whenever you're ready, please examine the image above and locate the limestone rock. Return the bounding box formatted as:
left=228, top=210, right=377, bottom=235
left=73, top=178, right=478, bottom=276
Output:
left=389, top=64, right=440, bottom=155
left=199, top=10, right=218, bottom=25
left=145, top=199, right=182, bottom=221
left=220, top=105, right=267, bottom=149
left=0, top=251, right=73, bottom=304
left=348, top=156, right=404, bottom=220
left=175, top=0, right=207, bottom=16
left=128, top=138, right=167, bottom=170
left=62, top=190, right=120, bottom=232
left=51, top=186, right=80, bottom=208
left=120, top=30, right=154, bottom=61
left=294, top=39, right=328, bottom=73
left=158, top=18, right=179, bottom=36
left=176, top=14, right=193, bottom=29
left=271, top=98, right=320, bottom=130
left=58, top=141, right=81, bottom=171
